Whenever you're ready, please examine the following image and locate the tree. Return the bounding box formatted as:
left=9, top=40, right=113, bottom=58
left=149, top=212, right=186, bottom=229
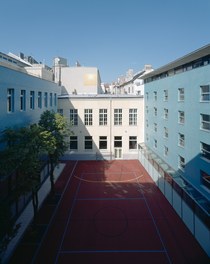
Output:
left=39, top=110, right=71, bottom=194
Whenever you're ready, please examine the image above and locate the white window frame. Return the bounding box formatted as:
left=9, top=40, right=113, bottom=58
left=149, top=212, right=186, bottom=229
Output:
left=200, top=114, right=210, bottom=131
left=200, top=85, right=210, bottom=102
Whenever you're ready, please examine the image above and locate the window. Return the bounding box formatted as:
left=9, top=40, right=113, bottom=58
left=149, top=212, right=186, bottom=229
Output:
left=70, top=136, right=78, bottom=150
left=30, top=91, right=35, bottom=110
left=54, top=93, right=57, bottom=106
left=99, top=109, right=107, bottom=126
left=57, top=109, right=63, bottom=115
left=164, top=127, right=168, bottom=138
left=38, top=91, right=42, bottom=109
left=201, top=170, right=210, bottom=189
left=146, top=119, right=149, bottom=128
left=154, top=123, right=157, bottom=132
left=146, top=92, right=149, bottom=100
left=129, top=136, right=137, bottom=149
left=178, top=133, right=185, bottom=147
left=154, top=139, right=157, bottom=148
left=50, top=93, right=53, bottom=107
left=153, top=91, right=157, bottom=101
left=178, top=155, right=185, bottom=170
left=164, top=146, right=168, bottom=156
left=20, top=90, right=26, bottom=111
left=154, top=107, right=157, bottom=116
left=164, top=108, right=168, bottom=119
left=201, top=142, right=210, bottom=160
left=200, top=114, right=210, bottom=131
left=114, top=109, right=122, bottom=125
left=7, top=88, right=14, bottom=112
left=70, top=109, right=78, bottom=126
left=85, top=136, right=92, bottom=150
left=146, top=106, right=149, bottom=114
left=99, top=136, right=107, bottom=149
left=200, top=85, right=210, bottom=102
left=178, top=88, right=184, bottom=101
left=84, top=109, right=93, bottom=126
left=44, top=92, right=48, bottom=107
left=178, top=111, right=185, bottom=124
left=164, top=90, right=168, bottom=101
left=129, top=108, right=137, bottom=125
left=114, top=136, right=122, bottom=148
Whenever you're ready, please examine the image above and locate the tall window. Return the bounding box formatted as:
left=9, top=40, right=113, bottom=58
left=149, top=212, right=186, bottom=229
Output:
left=38, top=91, right=42, bottom=109
left=20, top=89, right=26, bottom=111
left=154, top=139, right=157, bottom=148
left=50, top=92, right=53, bottom=107
left=154, top=107, right=157, bottom=116
left=164, top=108, right=168, bottom=119
left=129, top=108, right=137, bottom=125
left=99, top=136, right=107, bottom=149
left=99, top=109, right=107, bottom=125
left=70, top=136, right=78, bottom=150
left=44, top=92, right=48, bottom=107
left=154, top=123, right=157, bottom=132
left=200, top=85, right=210, bottom=102
left=178, top=133, right=185, bottom=147
left=178, top=111, right=185, bottom=124
left=164, top=146, right=168, bottom=156
left=114, top=109, right=122, bottom=125
left=84, top=109, right=93, bottom=126
left=178, top=155, right=185, bottom=170
left=114, top=136, right=122, bottom=148
left=85, top=136, right=92, bottom=150
left=164, top=90, right=168, bottom=101
left=178, top=88, right=184, bottom=101
left=7, top=88, right=14, bottom=112
left=129, top=136, right=137, bottom=149
left=30, top=91, right=35, bottom=110
left=164, top=127, right=168, bottom=138
left=200, top=114, right=210, bottom=131
left=70, top=109, right=78, bottom=126
left=201, top=142, right=210, bottom=160
left=54, top=93, right=57, bottom=106
left=153, top=91, right=157, bottom=101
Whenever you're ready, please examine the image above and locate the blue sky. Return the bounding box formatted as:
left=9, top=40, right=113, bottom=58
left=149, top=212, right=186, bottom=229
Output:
left=1, top=0, right=210, bottom=83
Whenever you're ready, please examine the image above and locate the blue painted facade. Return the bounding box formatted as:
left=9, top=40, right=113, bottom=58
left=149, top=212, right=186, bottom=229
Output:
left=0, top=65, right=60, bottom=132
left=143, top=48, right=210, bottom=200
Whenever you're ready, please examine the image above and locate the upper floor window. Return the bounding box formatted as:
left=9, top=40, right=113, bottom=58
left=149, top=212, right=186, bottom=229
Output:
left=30, top=91, right=35, bottom=110
left=154, top=123, right=157, bottom=132
left=164, top=108, right=168, bottom=119
left=7, top=88, right=14, bottom=112
left=114, top=136, right=122, bottom=148
left=200, top=114, right=210, bottom=131
left=164, top=146, right=168, bottom=156
left=178, top=111, right=185, bottom=124
left=38, top=91, right=42, bottom=109
left=70, top=136, right=78, bottom=150
left=99, top=109, right=107, bottom=126
left=20, top=89, right=26, bottom=111
left=164, top=127, right=168, bottom=138
left=50, top=93, right=53, bottom=107
left=114, top=109, right=122, bottom=125
left=85, top=136, right=92, bottom=150
left=164, top=90, right=168, bottom=101
left=178, top=155, right=185, bottom=171
left=129, top=136, right=137, bottom=149
left=154, top=139, right=157, bottom=149
left=70, top=109, right=78, bottom=126
left=44, top=92, right=48, bottom=108
left=200, top=142, right=210, bottom=160
left=99, top=136, right=107, bottom=149
left=84, top=109, right=93, bottom=126
left=54, top=93, right=57, bottom=106
left=129, top=108, right=137, bottom=125
left=200, top=85, right=210, bottom=102
left=153, top=91, right=157, bottom=101
left=154, top=107, right=157, bottom=116
left=178, top=133, right=185, bottom=147
left=178, top=88, right=184, bottom=101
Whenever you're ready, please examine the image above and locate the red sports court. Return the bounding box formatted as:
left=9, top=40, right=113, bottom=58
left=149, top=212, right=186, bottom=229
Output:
left=10, top=160, right=209, bottom=263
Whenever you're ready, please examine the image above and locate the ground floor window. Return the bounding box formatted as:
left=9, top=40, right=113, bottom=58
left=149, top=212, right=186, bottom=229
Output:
left=85, top=136, right=92, bottom=150
left=70, top=136, right=77, bottom=150
left=129, top=136, right=137, bottom=149
left=99, top=136, right=107, bottom=149
left=114, top=136, right=122, bottom=148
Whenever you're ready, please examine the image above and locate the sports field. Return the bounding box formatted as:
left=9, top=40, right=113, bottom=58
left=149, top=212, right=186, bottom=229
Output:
left=9, top=160, right=209, bottom=263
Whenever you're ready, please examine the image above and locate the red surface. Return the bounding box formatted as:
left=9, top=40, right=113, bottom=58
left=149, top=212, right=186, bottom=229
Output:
left=10, top=160, right=209, bottom=264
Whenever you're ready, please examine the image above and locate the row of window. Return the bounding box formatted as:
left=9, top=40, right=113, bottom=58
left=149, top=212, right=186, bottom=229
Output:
left=69, top=136, right=137, bottom=150
left=146, top=85, right=210, bottom=102
left=58, top=108, right=138, bottom=126
left=7, top=88, right=57, bottom=112
left=146, top=109, right=210, bottom=131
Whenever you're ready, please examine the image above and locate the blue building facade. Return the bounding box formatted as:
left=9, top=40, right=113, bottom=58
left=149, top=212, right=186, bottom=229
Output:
left=0, top=64, right=60, bottom=132
left=139, top=44, right=210, bottom=256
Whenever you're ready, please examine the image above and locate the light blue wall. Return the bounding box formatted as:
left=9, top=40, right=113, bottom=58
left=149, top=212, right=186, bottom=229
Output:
left=0, top=65, right=60, bottom=131
left=145, top=64, right=210, bottom=199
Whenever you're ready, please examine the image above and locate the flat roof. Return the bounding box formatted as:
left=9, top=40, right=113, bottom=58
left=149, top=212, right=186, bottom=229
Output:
left=141, top=44, right=210, bottom=79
